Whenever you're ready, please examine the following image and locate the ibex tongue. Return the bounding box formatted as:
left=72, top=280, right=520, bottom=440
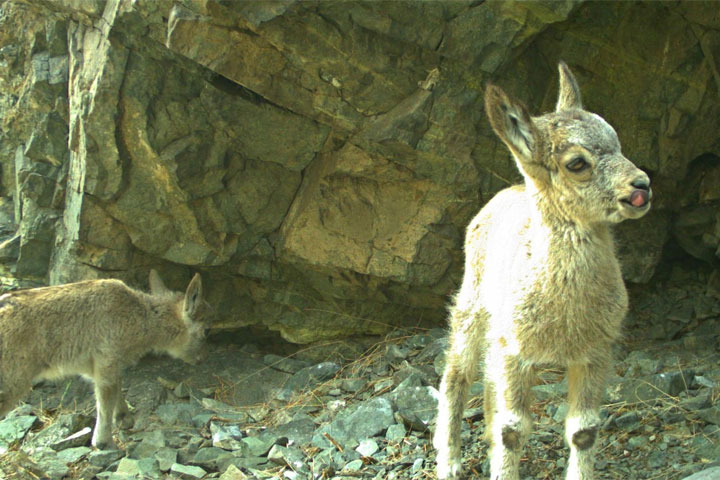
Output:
left=630, top=190, right=648, bottom=207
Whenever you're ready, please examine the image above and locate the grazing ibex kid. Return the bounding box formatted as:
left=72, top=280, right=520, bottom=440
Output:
left=434, top=62, right=652, bottom=479
left=0, top=270, right=210, bottom=449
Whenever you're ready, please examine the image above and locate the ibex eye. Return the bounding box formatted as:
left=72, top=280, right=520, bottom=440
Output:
left=566, top=156, right=589, bottom=172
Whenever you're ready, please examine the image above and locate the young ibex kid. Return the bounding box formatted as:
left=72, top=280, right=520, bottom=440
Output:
left=0, top=270, right=210, bottom=449
left=434, top=62, right=652, bottom=480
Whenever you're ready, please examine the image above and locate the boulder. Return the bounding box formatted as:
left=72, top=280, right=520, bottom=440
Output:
left=1, top=1, right=719, bottom=341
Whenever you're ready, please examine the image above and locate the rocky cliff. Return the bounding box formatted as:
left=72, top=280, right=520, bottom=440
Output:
left=0, top=0, right=718, bottom=342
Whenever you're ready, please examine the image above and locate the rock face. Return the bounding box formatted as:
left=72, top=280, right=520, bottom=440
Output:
left=0, top=1, right=719, bottom=342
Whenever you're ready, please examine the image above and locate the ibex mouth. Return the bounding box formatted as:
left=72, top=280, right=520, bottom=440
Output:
left=621, top=189, right=650, bottom=209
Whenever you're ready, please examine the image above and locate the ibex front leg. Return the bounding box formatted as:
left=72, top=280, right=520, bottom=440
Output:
left=565, top=357, right=608, bottom=480
left=484, top=341, right=535, bottom=480
left=434, top=307, right=485, bottom=479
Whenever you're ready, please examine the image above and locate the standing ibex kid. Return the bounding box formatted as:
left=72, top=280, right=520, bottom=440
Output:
left=0, top=270, right=210, bottom=449
left=434, top=62, right=652, bottom=480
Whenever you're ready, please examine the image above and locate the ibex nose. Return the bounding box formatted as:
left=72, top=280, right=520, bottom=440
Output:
left=631, top=178, right=650, bottom=191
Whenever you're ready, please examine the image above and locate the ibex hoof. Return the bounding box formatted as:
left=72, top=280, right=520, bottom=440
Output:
left=436, top=456, right=462, bottom=479
left=93, top=438, right=118, bottom=451
left=116, top=412, right=133, bottom=429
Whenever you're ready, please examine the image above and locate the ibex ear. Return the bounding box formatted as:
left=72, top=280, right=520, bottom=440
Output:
left=149, top=269, right=170, bottom=295
left=183, top=273, right=203, bottom=320
left=556, top=61, right=583, bottom=111
left=485, top=84, right=537, bottom=162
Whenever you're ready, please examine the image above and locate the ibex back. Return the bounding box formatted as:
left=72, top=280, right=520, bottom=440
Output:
left=434, top=62, right=651, bottom=480
left=0, top=270, right=210, bottom=449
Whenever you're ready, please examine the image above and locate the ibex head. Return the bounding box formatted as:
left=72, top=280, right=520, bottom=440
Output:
left=484, top=62, right=651, bottom=225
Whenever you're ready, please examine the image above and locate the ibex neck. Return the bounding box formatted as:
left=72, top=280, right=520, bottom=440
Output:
left=526, top=183, right=611, bottom=248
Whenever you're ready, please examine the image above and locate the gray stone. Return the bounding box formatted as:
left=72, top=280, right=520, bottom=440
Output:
left=56, top=446, right=91, bottom=464
left=15, top=198, right=58, bottom=277
left=157, top=402, right=203, bottom=425
left=648, top=451, right=666, bottom=469
left=698, top=407, right=720, bottom=426
left=386, top=344, right=410, bottom=363
left=200, top=398, right=249, bottom=422
left=680, top=467, right=720, bottom=480
left=240, top=434, right=276, bottom=457
left=532, top=381, right=568, bottom=402
left=680, top=390, right=713, bottom=411
left=374, top=378, right=394, bottom=394
left=312, top=397, right=395, bottom=449
left=626, top=435, right=648, bottom=450
left=342, top=378, right=367, bottom=393
left=191, top=413, right=214, bottom=429
left=387, top=385, right=439, bottom=432
left=469, top=381, right=484, bottom=397
left=614, top=411, right=641, bottom=431
left=610, top=371, right=694, bottom=403
left=176, top=440, right=204, bottom=465
left=263, top=416, right=316, bottom=447
left=263, top=354, right=312, bottom=374
left=416, top=338, right=448, bottom=364
left=385, top=423, right=407, bottom=442
left=33, top=447, right=70, bottom=480
left=345, top=458, right=364, bottom=472
left=356, top=438, right=379, bottom=457
left=33, top=455, right=69, bottom=480
left=174, top=382, right=202, bottom=400
left=692, top=433, right=720, bottom=462
left=267, top=444, right=308, bottom=472
left=170, top=463, right=207, bottom=479
left=220, top=464, right=249, bottom=480
left=622, top=351, right=663, bottom=377
left=393, top=365, right=433, bottom=388
left=115, top=457, right=140, bottom=475
left=0, top=234, right=20, bottom=261
left=309, top=449, right=335, bottom=477
left=553, top=404, right=569, bottom=423
left=276, top=362, right=341, bottom=401
left=211, top=422, right=246, bottom=451
left=155, top=447, right=178, bottom=472
left=219, top=455, right=268, bottom=473
left=0, top=415, right=38, bottom=448
left=95, top=473, right=136, bottom=480
left=130, top=430, right=167, bottom=458
left=117, top=457, right=162, bottom=477
left=192, top=447, right=235, bottom=470
left=695, top=376, right=717, bottom=389
left=88, top=449, right=125, bottom=468
left=4, top=403, right=33, bottom=419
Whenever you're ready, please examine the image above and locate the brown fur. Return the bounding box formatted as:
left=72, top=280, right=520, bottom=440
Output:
left=0, top=270, right=210, bottom=449
left=434, top=63, right=652, bottom=480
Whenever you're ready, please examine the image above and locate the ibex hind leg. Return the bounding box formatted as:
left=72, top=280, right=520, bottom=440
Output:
left=91, top=365, right=123, bottom=450
left=434, top=306, right=486, bottom=479
left=113, top=386, right=133, bottom=430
